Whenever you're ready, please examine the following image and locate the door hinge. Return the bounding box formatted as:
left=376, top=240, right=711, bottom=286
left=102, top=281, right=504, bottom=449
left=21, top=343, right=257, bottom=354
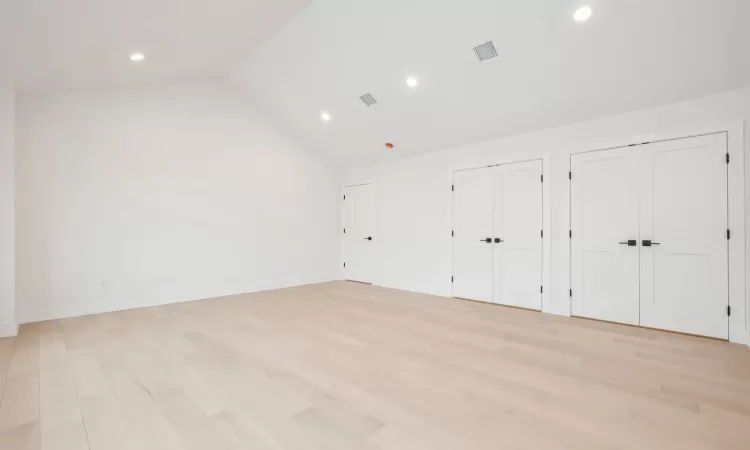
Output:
left=540, top=174, right=543, bottom=182
left=343, top=194, right=346, bottom=200
left=727, top=229, right=731, bottom=240
left=727, top=305, right=731, bottom=316
left=541, top=230, right=543, bottom=238
left=569, top=171, right=572, bottom=180
left=343, top=228, right=346, bottom=234
left=451, top=276, right=454, bottom=283
left=540, top=286, right=543, bottom=294
left=451, top=230, right=454, bottom=237
left=451, top=184, right=454, bottom=192
left=343, top=262, right=346, bottom=268
left=726, top=153, right=730, bottom=164
left=569, top=289, right=572, bottom=297
left=569, top=230, right=572, bottom=238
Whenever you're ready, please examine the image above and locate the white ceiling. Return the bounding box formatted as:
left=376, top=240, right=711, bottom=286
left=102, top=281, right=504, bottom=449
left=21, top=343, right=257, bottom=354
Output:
left=232, top=0, right=750, bottom=166
left=3, top=0, right=750, bottom=166
left=0, top=0, right=311, bottom=92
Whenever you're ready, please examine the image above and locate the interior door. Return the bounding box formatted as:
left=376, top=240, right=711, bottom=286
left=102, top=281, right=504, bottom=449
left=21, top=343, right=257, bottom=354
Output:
left=493, top=160, right=543, bottom=310
left=343, top=183, right=375, bottom=283
left=452, top=167, right=494, bottom=302
left=638, top=133, right=729, bottom=339
left=571, top=148, right=640, bottom=324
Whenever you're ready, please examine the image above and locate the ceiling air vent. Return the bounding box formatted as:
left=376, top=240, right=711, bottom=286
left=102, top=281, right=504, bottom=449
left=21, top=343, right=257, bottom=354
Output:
left=473, top=41, right=498, bottom=62
left=360, top=93, right=378, bottom=107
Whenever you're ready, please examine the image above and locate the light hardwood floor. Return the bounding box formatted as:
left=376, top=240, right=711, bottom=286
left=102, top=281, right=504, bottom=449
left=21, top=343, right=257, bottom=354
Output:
left=1, top=281, right=749, bottom=450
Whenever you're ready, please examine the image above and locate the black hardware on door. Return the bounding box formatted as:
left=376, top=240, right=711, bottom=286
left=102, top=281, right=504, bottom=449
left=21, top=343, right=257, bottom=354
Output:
left=480, top=238, right=492, bottom=243
left=364, top=237, right=372, bottom=241
left=619, top=240, right=637, bottom=246
left=642, top=240, right=660, bottom=247
left=494, top=238, right=503, bottom=243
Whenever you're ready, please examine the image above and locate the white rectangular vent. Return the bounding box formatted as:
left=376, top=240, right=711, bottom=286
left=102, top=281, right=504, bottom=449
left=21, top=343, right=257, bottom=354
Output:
left=473, top=41, right=498, bottom=62
left=360, top=93, right=378, bottom=107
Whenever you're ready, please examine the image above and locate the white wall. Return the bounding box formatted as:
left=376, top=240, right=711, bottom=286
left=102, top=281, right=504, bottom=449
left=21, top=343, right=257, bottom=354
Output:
left=344, top=87, right=750, bottom=344
left=0, top=86, right=15, bottom=337
left=16, top=80, right=341, bottom=323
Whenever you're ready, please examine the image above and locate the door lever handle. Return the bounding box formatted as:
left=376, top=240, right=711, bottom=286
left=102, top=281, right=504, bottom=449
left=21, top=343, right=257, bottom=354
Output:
left=480, top=238, right=492, bottom=243
left=364, top=237, right=372, bottom=241
left=642, top=240, right=660, bottom=247
left=494, top=238, right=503, bottom=243
left=619, top=240, right=637, bottom=246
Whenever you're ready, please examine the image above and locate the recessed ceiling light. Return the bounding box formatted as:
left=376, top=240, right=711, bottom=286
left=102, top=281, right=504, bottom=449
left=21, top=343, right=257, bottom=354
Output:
left=406, top=77, right=419, bottom=88
left=129, top=52, right=145, bottom=62
left=573, top=6, right=593, bottom=23
left=320, top=112, right=331, bottom=122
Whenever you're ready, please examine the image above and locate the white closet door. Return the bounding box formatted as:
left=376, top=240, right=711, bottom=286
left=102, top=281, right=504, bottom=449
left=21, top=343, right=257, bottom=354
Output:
left=571, top=148, right=640, bottom=324
left=639, top=134, right=728, bottom=338
left=493, top=160, right=543, bottom=310
left=452, top=167, right=494, bottom=302
left=343, top=184, right=375, bottom=283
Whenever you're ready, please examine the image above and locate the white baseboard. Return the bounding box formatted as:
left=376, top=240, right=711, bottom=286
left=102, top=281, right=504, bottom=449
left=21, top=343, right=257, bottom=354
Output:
left=0, top=320, right=18, bottom=338
left=19, top=276, right=339, bottom=325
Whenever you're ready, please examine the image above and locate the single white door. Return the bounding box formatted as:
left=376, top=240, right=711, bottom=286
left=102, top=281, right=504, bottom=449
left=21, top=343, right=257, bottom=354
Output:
left=571, top=148, right=640, bottom=325
left=343, top=184, right=375, bottom=283
left=452, top=167, right=494, bottom=302
left=493, top=160, right=543, bottom=310
left=638, top=134, right=729, bottom=339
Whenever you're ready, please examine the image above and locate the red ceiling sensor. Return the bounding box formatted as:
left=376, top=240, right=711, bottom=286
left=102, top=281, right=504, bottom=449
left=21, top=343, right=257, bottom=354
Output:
left=385, top=143, right=394, bottom=149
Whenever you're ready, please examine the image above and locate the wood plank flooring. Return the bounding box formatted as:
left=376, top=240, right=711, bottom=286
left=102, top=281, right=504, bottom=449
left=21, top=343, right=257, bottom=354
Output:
left=1, top=281, right=749, bottom=450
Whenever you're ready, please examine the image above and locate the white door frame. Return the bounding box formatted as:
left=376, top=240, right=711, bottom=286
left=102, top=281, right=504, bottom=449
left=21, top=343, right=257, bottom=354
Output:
left=451, top=157, right=550, bottom=312
left=342, top=183, right=376, bottom=283
left=568, top=122, right=746, bottom=344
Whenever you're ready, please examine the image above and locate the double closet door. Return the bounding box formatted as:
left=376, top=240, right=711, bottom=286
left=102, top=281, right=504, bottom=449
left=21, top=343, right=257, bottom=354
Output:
left=571, top=133, right=729, bottom=339
left=452, top=160, right=543, bottom=310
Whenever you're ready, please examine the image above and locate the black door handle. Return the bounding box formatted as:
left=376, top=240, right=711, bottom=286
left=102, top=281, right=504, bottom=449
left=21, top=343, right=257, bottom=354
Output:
left=480, top=238, right=491, bottom=243
left=494, top=238, right=503, bottom=243
left=619, top=240, right=637, bottom=246
left=364, top=237, right=372, bottom=241
left=642, top=240, right=660, bottom=247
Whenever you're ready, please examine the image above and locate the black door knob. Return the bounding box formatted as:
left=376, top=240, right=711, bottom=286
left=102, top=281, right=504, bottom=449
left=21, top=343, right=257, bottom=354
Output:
left=480, top=238, right=492, bottom=243
left=494, top=238, right=503, bottom=243
left=642, top=240, right=660, bottom=247
left=619, top=240, right=637, bottom=246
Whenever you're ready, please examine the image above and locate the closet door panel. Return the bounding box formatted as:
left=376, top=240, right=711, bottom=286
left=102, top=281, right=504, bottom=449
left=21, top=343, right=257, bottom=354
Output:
left=452, top=167, right=494, bottom=302
left=639, top=133, right=729, bottom=339
left=571, top=149, right=640, bottom=324
left=493, top=160, right=543, bottom=310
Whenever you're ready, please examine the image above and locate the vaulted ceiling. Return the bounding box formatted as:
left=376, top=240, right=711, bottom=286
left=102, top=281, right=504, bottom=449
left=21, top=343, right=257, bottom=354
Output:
left=0, top=0, right=310, bottom=92
left=3, top=0, right=750, bottom=166
left=232, top=0, right=750, bottom=166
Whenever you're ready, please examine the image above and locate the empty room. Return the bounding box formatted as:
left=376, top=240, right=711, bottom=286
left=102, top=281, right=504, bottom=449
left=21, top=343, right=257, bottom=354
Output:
left=1, top=0, right=750, bottom=449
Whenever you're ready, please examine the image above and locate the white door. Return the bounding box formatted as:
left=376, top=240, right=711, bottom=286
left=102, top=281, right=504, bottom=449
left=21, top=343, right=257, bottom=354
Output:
left=638, top=134, right=728, bottom=339
left=571, top=148, right=641, bottom=325
left=343, top=184, right=375, bottom=283
left=452, top=167, right=494, bottom=302
left=493, top=160, right=543, bottom=310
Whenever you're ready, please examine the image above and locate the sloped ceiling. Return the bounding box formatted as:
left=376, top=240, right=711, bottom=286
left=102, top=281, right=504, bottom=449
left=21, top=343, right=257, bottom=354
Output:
left=232, top=0, right=750, bottom=166
left=0, top=0, right=311, bottom=92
